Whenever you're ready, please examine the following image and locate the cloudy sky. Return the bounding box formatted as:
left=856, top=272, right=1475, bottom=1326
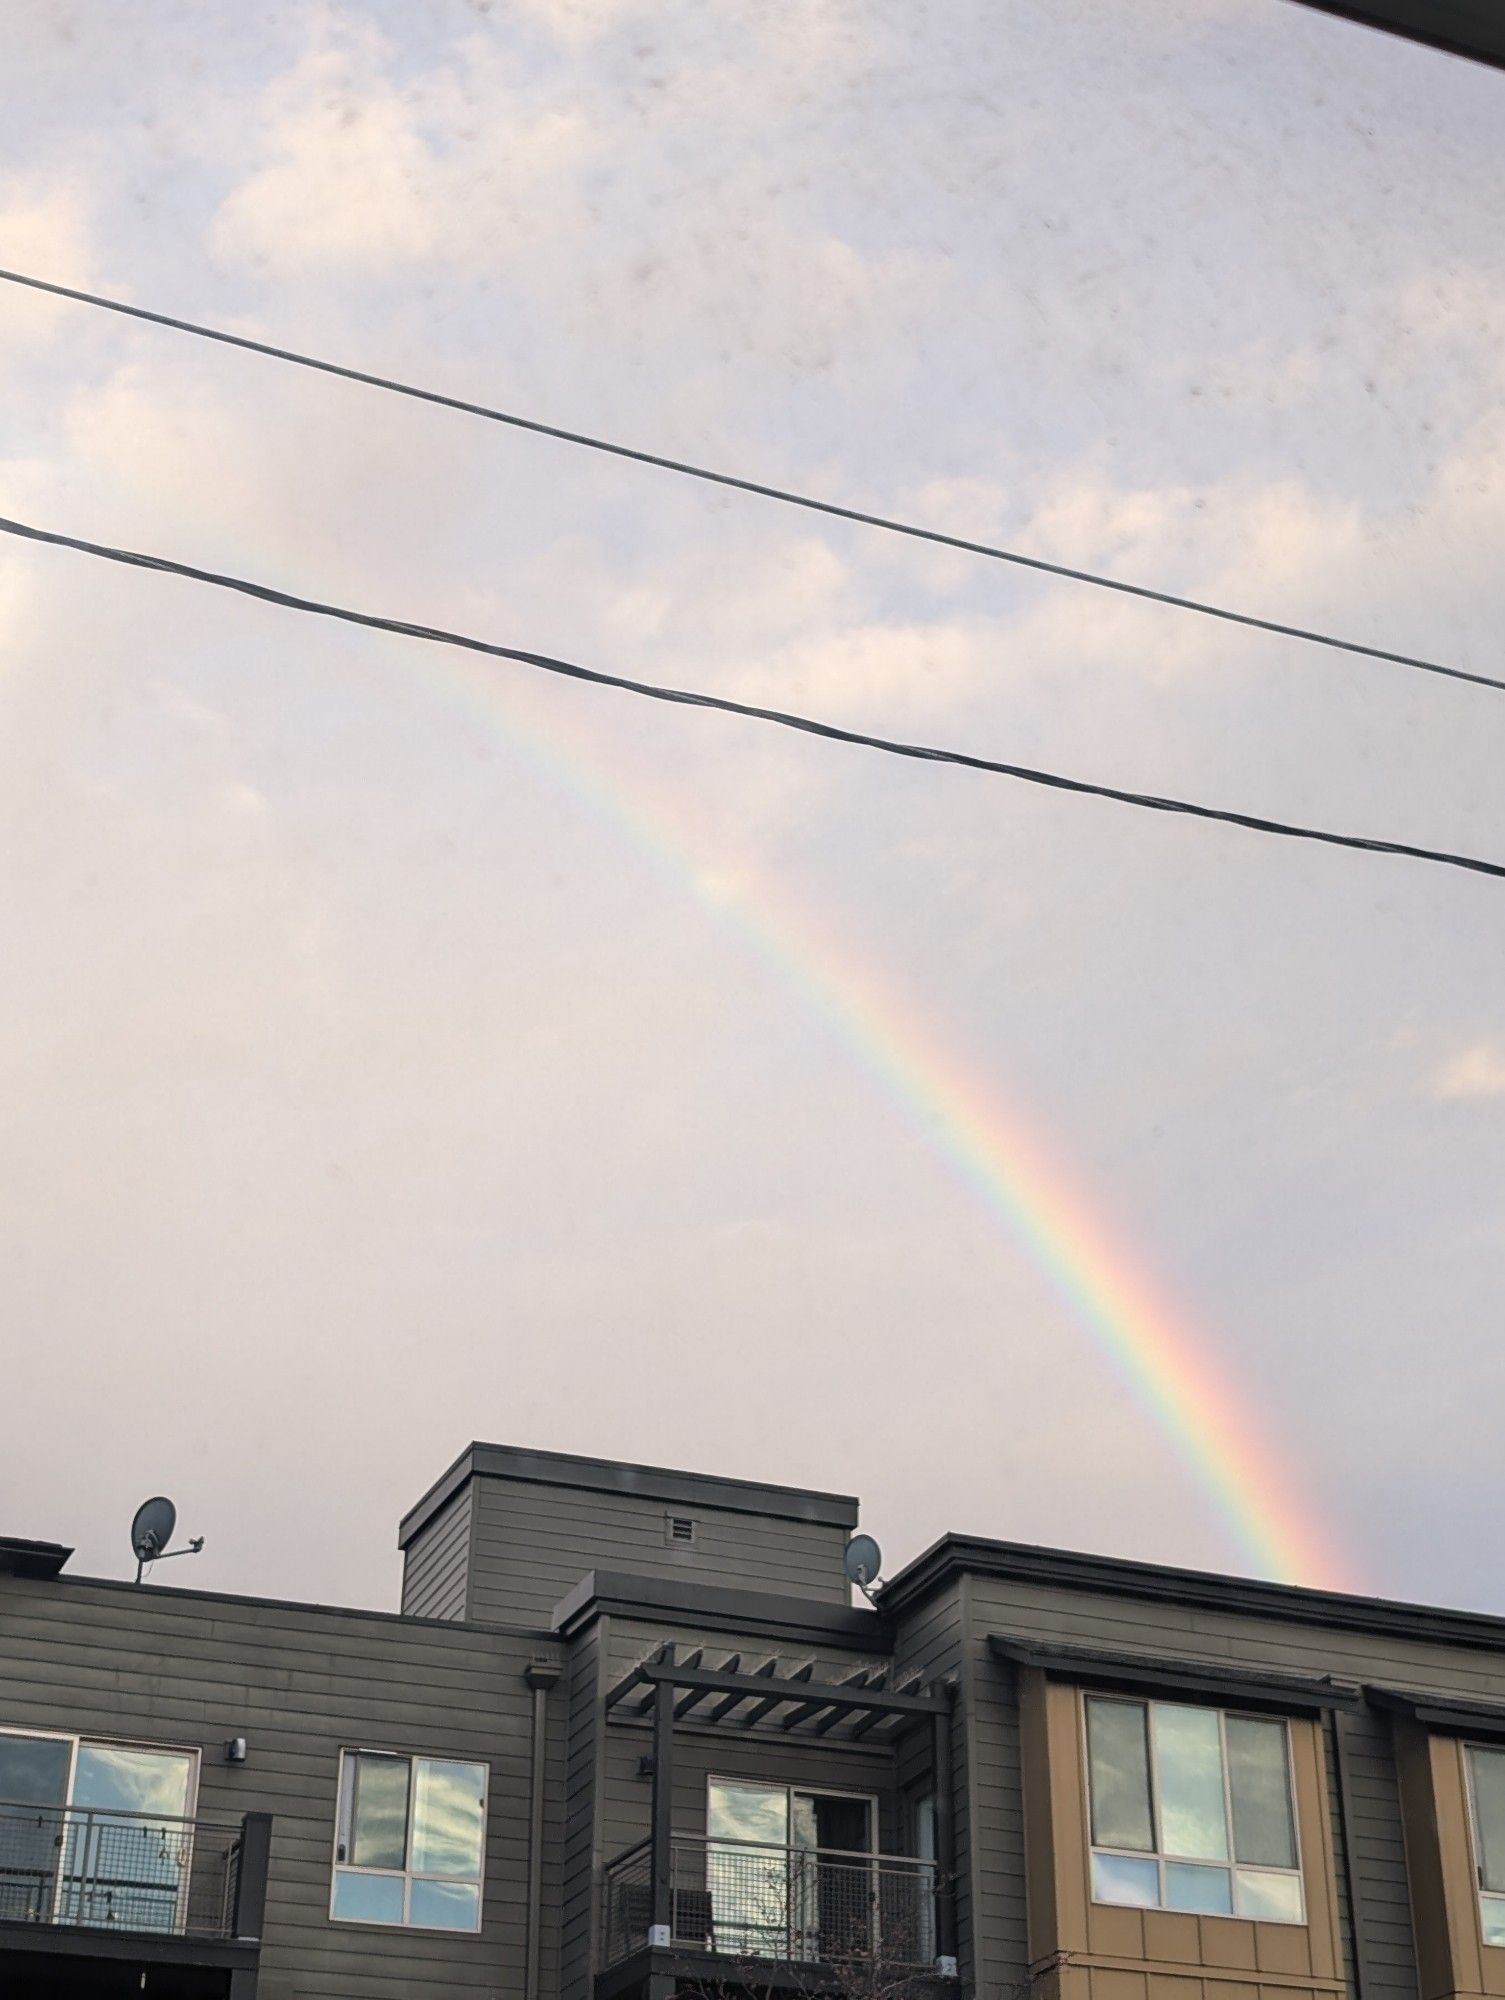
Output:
left=2, top=0, right=1503, bottom=1615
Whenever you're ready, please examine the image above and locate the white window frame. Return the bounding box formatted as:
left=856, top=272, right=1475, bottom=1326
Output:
left=328, top=1748, right=489, bottom=1934
left=1080, top=1694, right=1306, bottom=1925
left=0, top=1723, right=202, bottom=1932
left=1461, top=1739, right=1505, bottom=1948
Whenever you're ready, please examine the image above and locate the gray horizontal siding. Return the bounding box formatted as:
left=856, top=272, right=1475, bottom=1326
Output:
left=400, top=1485, right=472, bottom=1621
left=0, top=1575, right=562, bottom=2000
left=467, top=1478, right=851, bottom=1627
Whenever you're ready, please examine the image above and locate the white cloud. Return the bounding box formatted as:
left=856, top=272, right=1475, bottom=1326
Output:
left=1435, top=1044, right=1505, bottom=1102
left=0, top=181, right=93, bottom=352
left=209, top=22, right=596, bottom=277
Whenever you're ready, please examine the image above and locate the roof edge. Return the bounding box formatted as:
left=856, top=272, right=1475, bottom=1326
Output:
left=990, top=1634, right=1360, bottom=1714
left=0, top=1565, right=562, bottom=1644
left=1287, top=1, right=1505, bottom=74
left=399, top=1442, right=859, bottom=1547
left=0, top=1537, right=72, bottom=1580
left=552, top=1567, right=888, bottom=1649
left=882, top=1533, right=1505, bottom=1656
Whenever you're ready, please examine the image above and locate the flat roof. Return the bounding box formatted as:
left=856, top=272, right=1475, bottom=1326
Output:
left=399, top=1441, right=860, bottom=1548
left=881, top=1532, right=1505, bottom=1657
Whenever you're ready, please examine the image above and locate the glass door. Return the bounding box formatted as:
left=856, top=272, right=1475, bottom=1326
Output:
left=60, top=1744, right=197, bottom=1933
left=791, top=1792, right=875, bottom=1961
left=0, top=1733, right=72, bottom=1923
left=707, top=1780, right=790, bottom=1956
left=707, top=1780, right=876, bottom=1963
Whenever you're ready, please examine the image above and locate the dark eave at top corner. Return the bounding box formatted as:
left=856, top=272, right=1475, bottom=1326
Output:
left=1286, top=0, right=1505, bottom=71
left=880, top=1534, right=1505, bottom=1658
left=0, top=1537, right=72, bottom=1580
left=399, top=1442, right=859, bottom=1548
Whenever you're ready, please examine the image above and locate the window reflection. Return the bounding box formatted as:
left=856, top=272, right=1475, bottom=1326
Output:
left=348, top=1756, right=410, bottom=1872
left=332, top=1751, right=487, bottom=1932
left=411, top=1759, right=486, bottom=1877
left=1084, top=1697, right=1303, bottom=1924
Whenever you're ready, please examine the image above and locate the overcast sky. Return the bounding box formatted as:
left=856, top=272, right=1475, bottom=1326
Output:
left=2, top=0, right=1503, bottom=1616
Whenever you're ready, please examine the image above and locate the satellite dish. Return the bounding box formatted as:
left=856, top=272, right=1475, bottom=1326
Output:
left=844, top=1533, right=883, bottom=1590
left=131, top=1497, right=177, bottom=1567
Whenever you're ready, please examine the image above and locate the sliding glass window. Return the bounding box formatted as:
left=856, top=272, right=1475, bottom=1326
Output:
left=0, top=1727, right=197, bottom=1932
left=1466, top=1744, right=1505, bottom=1946
left=331, top=1750, right=488, bottom=1932
left=1084, top=1696, right=1303, bottom=1923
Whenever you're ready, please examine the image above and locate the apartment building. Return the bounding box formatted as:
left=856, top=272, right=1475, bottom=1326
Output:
left=3, top=1440, right=1505, bottom=2000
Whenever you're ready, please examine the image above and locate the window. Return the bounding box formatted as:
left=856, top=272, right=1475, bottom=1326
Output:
left=1084, top=1696, right=1303, bottom=1923
left=0, top=1727, right=198, bottom=1933
left=331, top=1751, right=487, bottom=1931
left=1465, top=1745, right=1505, bottom=1945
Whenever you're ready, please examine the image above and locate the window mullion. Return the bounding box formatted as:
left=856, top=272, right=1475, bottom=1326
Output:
left=1219, top=1709, right=1237, bottom=1878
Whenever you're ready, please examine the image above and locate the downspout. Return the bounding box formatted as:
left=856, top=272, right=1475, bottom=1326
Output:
left=524, top=1659, right=563, bottom=2000
left=1329, top=1708, right=1370, bottom=2000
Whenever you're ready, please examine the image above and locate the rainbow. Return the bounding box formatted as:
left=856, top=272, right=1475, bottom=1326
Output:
left=386, top=639, right=1351, bottom=1595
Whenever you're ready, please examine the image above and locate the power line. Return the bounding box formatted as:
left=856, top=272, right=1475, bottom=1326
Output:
left=2, top=264, right=1499, bottom=699
left=1, top=510, right=1500, bottom=883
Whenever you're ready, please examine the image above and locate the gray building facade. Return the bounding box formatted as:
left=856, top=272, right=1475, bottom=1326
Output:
left=4, top=1441, right=1505, bottom=2000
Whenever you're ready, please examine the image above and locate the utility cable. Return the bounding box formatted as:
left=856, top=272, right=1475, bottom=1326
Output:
left=1, top=265, right=1498, bottom=698
left=1, top=510, right=1500, bottom=882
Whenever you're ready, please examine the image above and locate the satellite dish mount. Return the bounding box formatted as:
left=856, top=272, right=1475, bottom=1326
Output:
left=130, top=1497, right=205, bottom=1584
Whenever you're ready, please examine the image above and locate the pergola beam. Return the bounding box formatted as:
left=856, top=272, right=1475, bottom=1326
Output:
left=632, top=1659, right=943, bottom=1721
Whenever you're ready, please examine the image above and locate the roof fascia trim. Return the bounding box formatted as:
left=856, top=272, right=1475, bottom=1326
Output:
left=0, top=1537, right=73, bottom=1579
left=990, top=1636, right=1360, bottom=1715
left=883, top=1535, right=1505, bottom=1657
left=553, top=1568, right=889, bottom=1649
left=1366, top=1685, right=1505, bottom=1740
left=400, top=1443, right=859, bottom=1547
left=1, top=1569, right=561, bottom=1643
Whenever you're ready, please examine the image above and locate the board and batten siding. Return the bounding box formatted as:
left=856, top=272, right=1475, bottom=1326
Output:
left=400, top=1483, right=474, bottom=1621
left=944, top=1572, right=1505, bottom=2000
left=0, top=1572, right=563, bottom=2000
left=463, top=1476, right=852, bottom=1628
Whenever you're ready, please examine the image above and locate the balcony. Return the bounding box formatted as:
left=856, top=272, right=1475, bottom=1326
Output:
left=0, top=1801, right=269, bottom=1998
left=603, top=1835, right=938, bottom=1971
left=596, top=1645, right=958, bottom=2000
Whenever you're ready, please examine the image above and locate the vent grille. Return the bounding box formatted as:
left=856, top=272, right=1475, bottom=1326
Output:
left=666, top=1515, right=697, bottom=1547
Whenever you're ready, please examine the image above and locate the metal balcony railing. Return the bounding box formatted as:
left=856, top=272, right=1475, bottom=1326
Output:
left=602, top=1835, right=938, bottom=1970
left=0, top=1801, right=249, bottom=1941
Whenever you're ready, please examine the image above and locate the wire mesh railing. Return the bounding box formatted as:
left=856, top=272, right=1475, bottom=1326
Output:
left=602, top=1835, right=937, bottom=1969
left=0, top=1801, right=245, bottom=1939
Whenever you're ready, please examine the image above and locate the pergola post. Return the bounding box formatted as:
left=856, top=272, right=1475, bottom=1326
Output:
left=933, top=1684, right=959, bottom=1975
left=649, top=1656, right=676, bottom=1947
